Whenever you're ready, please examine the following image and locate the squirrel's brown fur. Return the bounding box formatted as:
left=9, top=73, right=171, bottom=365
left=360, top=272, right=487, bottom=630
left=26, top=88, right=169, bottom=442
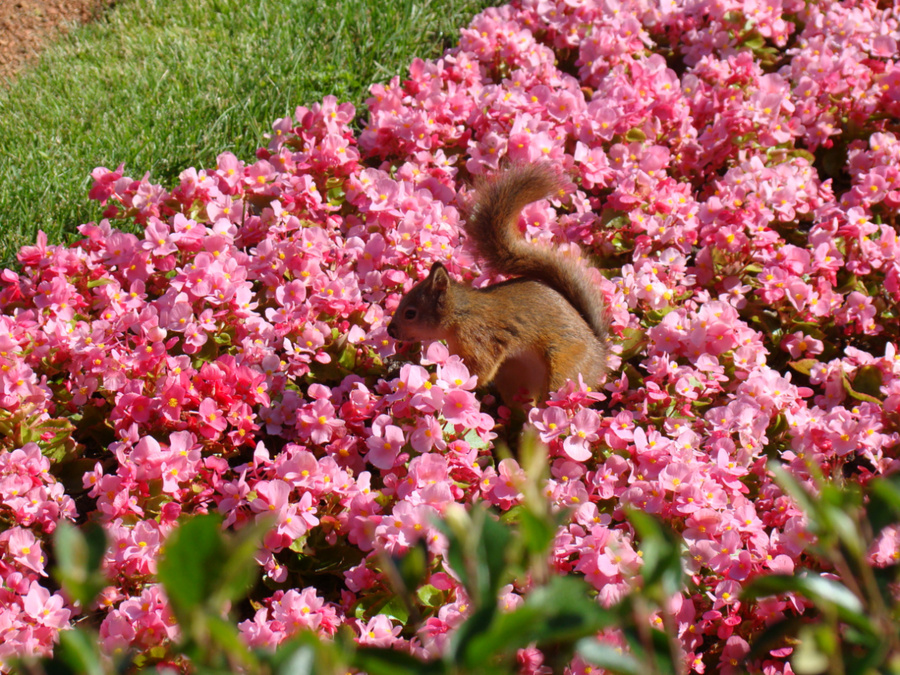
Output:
left=387, top=163, right=609, bottom=405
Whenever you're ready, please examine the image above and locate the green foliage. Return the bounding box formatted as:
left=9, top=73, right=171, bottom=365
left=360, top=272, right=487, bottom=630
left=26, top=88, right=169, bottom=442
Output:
left=0, top=0, right=500, bottom=268
left=21, top=441, right=693, bottom=675
left=742, top=466, right=900, bottom=674
left=27, top=453, right=900, bottom=675
left=52, top=521, right=108, bottom=609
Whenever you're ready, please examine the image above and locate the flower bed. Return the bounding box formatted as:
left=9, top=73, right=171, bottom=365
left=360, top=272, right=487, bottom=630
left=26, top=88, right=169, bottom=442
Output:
left=1, top=0, right=899, bottom=672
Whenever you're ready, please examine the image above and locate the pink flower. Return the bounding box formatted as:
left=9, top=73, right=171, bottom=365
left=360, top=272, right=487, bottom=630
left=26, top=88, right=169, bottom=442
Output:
left=23, top=581, right=71, bottom=628
left=142, top=217, right=178, bottom=257
left=197, top=397, right=227, bottom=439
left=6, top=527, right=45, bottom=575
left=357, top=614, right=402, bottom=647
left=366, top=417, right=406, bottom=470
left=562, top=409, right=600, bottom=461
left=529, top=406, right=569, bottom=444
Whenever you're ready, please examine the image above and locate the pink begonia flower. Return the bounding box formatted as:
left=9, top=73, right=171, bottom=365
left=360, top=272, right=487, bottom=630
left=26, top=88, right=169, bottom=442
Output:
left=528, top=406, right=569, bottom=444
left=366, top=421, right=405, bottom=470
left=483, top=458, right=526, bottom=507
left=562, top=408, right=600, bottom=461
left=23, top=581, right=71, bottom=628
left=197, top=397, right=228, bottom=439
left=4, top=0, right=900, bottom=669
left=142, top=217, right=178, bottom=257
left=6, top=527, right=46, bottom=575
left=357, top=614, right=402, bottom=648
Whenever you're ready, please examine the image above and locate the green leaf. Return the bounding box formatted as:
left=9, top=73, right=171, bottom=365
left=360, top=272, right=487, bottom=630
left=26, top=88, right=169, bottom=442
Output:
left=841, top=369, right=882, bottom=404
left=626, top=509, right=682, bottom=600
left=158, top=514, right=228, bottom=616
left=866, top=475, right=900, bottom=539
left=212, top=330, right=233, bottom=346
left=788, top=359, right=820, bottom=377
left=380, top=594, right=411, bottom=624
left=265, top=629, right=349, bottom=675
left=396, top=539, right=429, bottom=599
left=450, top=603, right=503, bottom=668
left=479, top=510, right=513, bottom=603
left=435, top=505, right=511, bottom=606
left=792, top=624, right=833, bottom=674
left=336, top=341, right=357, bottom=371
left=621, top=625, right=679, bottom=675
left=460, top=576, right=616, bottom=668
left=53, top=521, right=108, bottom=608
left=463, top=427, right=490, bottom=451
left=618, top=327, right=647, bottom=360
left=624, top=128, right=646, bottom=143
left=852, top=365, right=883, bottom=398
left=205, top=613, right=257, bottom=668
left=416, top=584, right=443, bottom=608
left=353, top=646, right=445, bottom=675
left=516, top=507, right=558, bottom=558
left=214, top=516, right=269, bottom=606
left=53, top=628, right=105, bottom=675
left=742, top=573, right=875, bottom=634
left=788, top=148, right=816, bottom=164
left=272, top=643, right=317, bottom=675
left=576, top=638, right=643, bottom=675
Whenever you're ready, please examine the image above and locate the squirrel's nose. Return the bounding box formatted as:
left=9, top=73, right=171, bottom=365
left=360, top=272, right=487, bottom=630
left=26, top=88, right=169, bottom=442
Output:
left=387, top=322, right=398, bottom=339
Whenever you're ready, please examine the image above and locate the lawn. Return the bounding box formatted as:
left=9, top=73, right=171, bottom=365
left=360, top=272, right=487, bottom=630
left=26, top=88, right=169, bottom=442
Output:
left=0, top=0, right=499, bottom=267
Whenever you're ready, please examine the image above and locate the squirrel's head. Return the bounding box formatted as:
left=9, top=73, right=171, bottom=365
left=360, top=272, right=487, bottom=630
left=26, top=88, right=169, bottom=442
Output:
left=387, top=262, right=453, bottom=342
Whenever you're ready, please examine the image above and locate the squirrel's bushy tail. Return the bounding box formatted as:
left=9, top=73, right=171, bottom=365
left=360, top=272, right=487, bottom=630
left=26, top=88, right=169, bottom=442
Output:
left=463, top=163, right=609, bottom=345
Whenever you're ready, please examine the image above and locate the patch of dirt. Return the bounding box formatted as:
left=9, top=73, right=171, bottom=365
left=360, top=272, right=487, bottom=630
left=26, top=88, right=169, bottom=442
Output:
left=0, top=0, right=117, bottom=83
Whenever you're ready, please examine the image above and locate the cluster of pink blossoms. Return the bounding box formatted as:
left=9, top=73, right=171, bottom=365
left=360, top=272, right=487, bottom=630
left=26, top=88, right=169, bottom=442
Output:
left=1, top=0, right=899, bottom=672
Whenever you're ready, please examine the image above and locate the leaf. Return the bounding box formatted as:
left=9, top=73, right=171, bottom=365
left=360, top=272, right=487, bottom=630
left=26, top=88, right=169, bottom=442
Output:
left=792, top=624, right=834, bottom=675
left=395, top=539, right=429, bottom=600
left=158, top=514, right=228, bottom=617
left=379, top=593, right=411, bottom=624
left=516, top=507, right=558, bottom=558
left=618, top=327, right=647, bottom=360
left=626, top=509, right=682, bottom=600
left=213, top=516, right=270, bottom=606
left=624, top=128, right=647, bottom=143
left=212, top=330, right=233, bottom=346
left=434, top=505, right=511, bottom=606
left=788, top=359, right=820, bottom=377
left=576, top=638, right=643, bottom=675
left=54, top=628, right=105, bottom=675
left=417, top=584, right=443, bottom=608
left=266, top=630, right=349, bottom=675
left=841, top=369, right=882, bottom=404
left=621, top=625, right=679, bottom=675
left=459, top=576, right=616, bottom=668
left=53, top=521, right=108, bottom=608
left=865, top=475, right=900, bottom=539
left=478, top=509, right=513, bottom=603
left=852, top=365, right=883, bottom=399
left=205, top=613, right=257, bottom=669
left=353, top=645, right=445, bottom=675
left=742, top=573, right=875, bottom=634
left=788, top=148, right=816, bottom=164
left=463, top=427, right=490, bottom=451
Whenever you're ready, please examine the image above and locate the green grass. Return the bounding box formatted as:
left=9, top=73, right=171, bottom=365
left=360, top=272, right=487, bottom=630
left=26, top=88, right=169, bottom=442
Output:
left=0, top=0, right=498, bottom=268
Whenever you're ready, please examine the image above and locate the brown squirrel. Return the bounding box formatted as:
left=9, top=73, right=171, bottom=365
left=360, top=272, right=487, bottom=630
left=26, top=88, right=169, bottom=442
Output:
left=386, top=163, right=609, bottom=405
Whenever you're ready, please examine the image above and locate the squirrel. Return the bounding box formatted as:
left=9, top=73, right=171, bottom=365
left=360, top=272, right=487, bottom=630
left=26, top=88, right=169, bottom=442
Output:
left=386, top=163, right=609, bottom=405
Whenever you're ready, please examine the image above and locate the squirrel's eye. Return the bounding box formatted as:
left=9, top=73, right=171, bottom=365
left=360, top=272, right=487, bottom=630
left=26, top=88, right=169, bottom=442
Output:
left=404, top=308, right=417, bottom=320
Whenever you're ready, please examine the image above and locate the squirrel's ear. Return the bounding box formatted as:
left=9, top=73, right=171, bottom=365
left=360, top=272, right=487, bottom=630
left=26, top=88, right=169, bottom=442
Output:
left=428, top=262, right=450, bottom=292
